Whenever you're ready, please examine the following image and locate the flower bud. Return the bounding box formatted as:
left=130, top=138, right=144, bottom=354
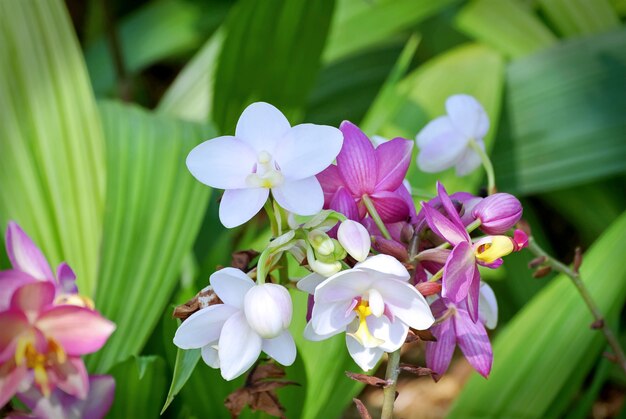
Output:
left=472, top=193, right=522, bottom=234
left=307, top=247, right=341, bottom=277
left=308, top=229, right=335, bottom=257
left=243, top=284, right=292, bottom=339
left=337, top=220, right=371, bottom=262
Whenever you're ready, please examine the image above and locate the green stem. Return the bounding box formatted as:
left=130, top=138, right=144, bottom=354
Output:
left=381, top=349, right=401, bottom=419
left=361, top=194, right=392, bottom=240
left=264, top=199, right=278, bottom=237
left=527, top=237, right=626, bottom=375
left=469, top=139, right=496, bottom=195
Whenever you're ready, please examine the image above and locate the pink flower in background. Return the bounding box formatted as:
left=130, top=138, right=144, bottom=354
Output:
left=317, top=121, right=414, bottom=223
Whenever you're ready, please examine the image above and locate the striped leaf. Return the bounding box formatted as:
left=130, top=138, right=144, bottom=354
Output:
left=538, top=0, right=620, bottom=37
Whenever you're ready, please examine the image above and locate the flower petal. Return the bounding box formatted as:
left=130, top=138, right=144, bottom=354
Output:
left=262, top=330, right=296, bottom=366
left=272, top=176, right=323, bottom=216
left=436, top=182, right=468, bottom=235
left=56, top=263, right=78, bottom=295
left=0, top=363, right=27, bottom=408
left=6, top=222, right=54, bottom=282
left=274, top=124, right=343, bottom=180
left=235, top=102, right=291, bottom=152
left=329, top=187, right=360, bottom=221
left=455, top=140, right=483, bottom=176
left=303, top=321, right=340, bottom=341
left=420, top=201, right=468, bottom=246
left=210, top=267, right=255, bottom=309
left=186, top=136, right=256, bottom=189
left=465, top=266, right=481, bottom=323
left=173, top=304, right=238, bottom=349
left=367, top=315, right=408, bottom=352
left=368, top=190, right=410, bottom=223
left=36, top=306, right=116, bottom=356
left=0, top=310, right=29, bottom=363
left=219, top=187, right=269, bottom=228
left=375, top=278, right=434, bottom=330
left=0, top=270, right=36, bottom=311
left=201, top=344, right=220, bottom=368
left=355, top=254, right=410, bottom=282
left=416, top=117, right=468, bottom=173
left=50, top=357, right=89, bottom=400
left=310, top=300, right=356, bottom=335
left=442, top=242, right=476, bottom=304
left=455, top=307, right=493, bottom=377
left=317, top=164, right=345, bottom=206
left=446, top=94, right=489, bottom=140
left=11, top=281, right=56, bottom=321
left=315, top=270, right=373, bottom=303
left=374, top=138, right=413, bottom=191
left=479, top=282, right=498, bottom=329
left=79, top=375, right=116, bottom=419
left=425, top=319, right=456, bottom=378
left=296, top=272, right=326, bottom=295
left=337, top=121, right=377, bottom=195
left=218, top=311, right=262, bottom=380
left=337, top=220, right=371, bottom=262
left=346, top=335, right=384, bottom=371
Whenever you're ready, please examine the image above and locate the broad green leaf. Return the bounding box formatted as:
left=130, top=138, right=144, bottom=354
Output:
left=213, top=0, right=335, bottom=132
left=323, top=0, right=459, bottom=62
left=162, top=346, right=201, bottom=414
left=108, top=356, right=167, bottom=418
left=88, top=101, right=213, bottom=373
left=455, top=0, right=557, bottom=58
left=493, top=30, right=626, bottom=195
left=0, top=0, right=105, bottom=297
left=448, top=210, right=626, bottom=418
left=538, top=0, right=620, bottom=37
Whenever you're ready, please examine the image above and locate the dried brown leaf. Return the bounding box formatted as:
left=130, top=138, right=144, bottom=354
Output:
left=172, top=286, right=222, bottom=320
left=345, top=371, right=389, bottom=387
left=353, top=398, right=373, bottom=419
left=399, top=363, right=435, bottom=377
left=232, top=250, right=260, bottom=271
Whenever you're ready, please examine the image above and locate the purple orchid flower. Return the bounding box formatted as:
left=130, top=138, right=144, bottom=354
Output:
left=317, top=121, right=414, bottom=224
left=13, top=375, right=115, bottom=419
left=425, top=297, right=493, bottom=379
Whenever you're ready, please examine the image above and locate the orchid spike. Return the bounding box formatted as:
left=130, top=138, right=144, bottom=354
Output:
left=317, top=121, right=415, bottom=224
left=301, top=255, right=434, bottom=371
left=416, top=94, right=489, bottom=176
left=0, top=282, right=115, bottom=407
left=173, top=268, right=296, bottom=380
left=186, top=102, right=343, bottom=228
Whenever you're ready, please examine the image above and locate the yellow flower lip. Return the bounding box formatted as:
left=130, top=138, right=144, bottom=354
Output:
left=474, top=235, right=514, bottom=263
left=15, top=335, right=67, bottom=398
left=348, top=300, right=384, bottom=348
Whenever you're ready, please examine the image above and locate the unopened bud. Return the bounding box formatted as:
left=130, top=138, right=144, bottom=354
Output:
left=244, top=284, right=292, bottom=339
left=309, top=230, right=335, bottom=256
left=307, top=247, right=341, bottom=277
left=337, top=220, right=371, bottom=262
left=415, top=281, right=441, bottom=296
left=372, top=237, right=408, bottom=262
left=472, top=193, right=523, bottom=235
left=574, top=247, right=583, bottom=273
left=528, top=256, right=547, bottom=269
left=400, top=223, right=414, bottom=244
left=533, top=266, right=552, bottom=278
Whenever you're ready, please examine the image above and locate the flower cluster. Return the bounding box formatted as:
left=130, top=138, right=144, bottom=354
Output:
left=0, top=222, right=116, bottom=418
left=177, top=97, right=526, bottom=388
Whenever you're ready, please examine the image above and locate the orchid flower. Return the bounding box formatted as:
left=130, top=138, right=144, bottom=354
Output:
left=173, top=268, right=296, bottom=380
left=0, top=282, right=115, bottom=407
left=1, top=222, right=90, bottom=311
left=14, top=375, right=115, bottom=419
left=186, top=102, right=343, bottom=228
left=421, top=183, right=521, bottom=321
left=298, top=255, right=434, bottom=371
left=317, top=121, right=414, bottom=223
left=416, top=94, right=489, bottom=176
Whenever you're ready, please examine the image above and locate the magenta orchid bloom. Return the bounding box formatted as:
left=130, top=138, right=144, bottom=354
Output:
left=0, top=282, right=115, bottom=407
left=317, top=121, right=414, bottom=223
left=14, top=375, right=115, bottom=419
left=421, top=183, right=521, bottom=321
left=1, top=222, right=90, bottom=310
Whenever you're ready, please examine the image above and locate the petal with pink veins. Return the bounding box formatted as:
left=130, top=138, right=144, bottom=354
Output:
left=420, top=202, right=468, bottom=246
left=209, top=267, right=255, bottom=309
left=465, top=267, right=482, bottom=323
left=425, top=319, right=456, bottom=378
left=10, top=282, right=56, bottom=321
left=218, top=312, right=262, bottom=380
left=436, top=182, right=468, bottom=236
left=0, top=270, right=36, bottom=311
left=337, top=121, right=377, bottom=196
left=235, top=102, right=291, bottom=153
left=368, top=190, right=410, bottom=223
left=455, top=308, right=493, bottom=377
left=6, top=222, right=54, bottom=282
left=56, top=263, right=77, bottom=294
left=272, top=176, right=324, bottom=216
left=329, top=187, right=359, bottom=221
left=442, top=242, right=476, bottom=304
left=0, top=310, right=29, bottom=363
left=374, top=138, right=413, bottom=191
left=316, top=164, right=345, bottom=206
left=173, top=304, right=238, bottom=349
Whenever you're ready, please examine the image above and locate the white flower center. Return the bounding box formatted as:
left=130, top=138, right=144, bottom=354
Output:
left=246, top=150, right=284, bottom=189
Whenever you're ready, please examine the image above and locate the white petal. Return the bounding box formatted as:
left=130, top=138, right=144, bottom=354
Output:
left=315, top=270, right=374, bottom=303
left=219, top=187, right=269, bottom=228
left=417, top=125, right=468, bottom=173
left=368, top=316, right=408, bottom=352
left=262, top=330, right=296, bottom=365
left=337, top=220, right=371, bottom=262
left=210, top=268, right=255, bottom=309
left=416, top=116, right=455, bottom=148
left=274, top=124, right=343, bottom=180
left=346, top=335, right=384, bottom=371
left=235, top=102, right=291, bottom=153
left=310, top=300, right=356, bottom=335
left=296, top=272, right=327, bottom=295
left=375, top=278, right=435, bottom=330
left=272, top=177, right=323, bottom=216
left=303, top=321, right=340, bottom=341
left=201, top=344, right=220, bottom=368
left=446, top=94, right=489, bottom=140
left=368, top=289, right=384, bottom=317
left=354, top=255, right=410, bottom=282
left=173, top=304, right=238, bottom=349
left=218, top=311, right=262, bottom=380
left=186, top=136, right=256, bottom=189
left=455, top=138, right=483, bottom=176
left=479, top=282, right=498, bottom=329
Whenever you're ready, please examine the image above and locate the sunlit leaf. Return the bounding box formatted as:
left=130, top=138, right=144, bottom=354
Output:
left=162, top=346, right=201, bottom=414
left=538, top=0, right=620, bottom=37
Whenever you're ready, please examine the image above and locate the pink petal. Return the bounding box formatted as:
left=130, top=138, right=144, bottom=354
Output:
left=337, top=121, right=377, bottom=196
left=316, top=164, right=345, bottom=206
left=0, top=270, right=36, bottom=311
left=56, top=263, right=77, bottom=294
left=420, top=202, right=468, bottom=246
left=329, top=187, right=360, bottom=221
left=436, top=182, right=468, bottom=237
left=455, top=308, right=493, bottom=377
left=374, top=138, right=413, bottom=191
left=36, top=306, right=115, bottom=356
left=79, top=375, right=115, bottom=419
left=368, top=190, right=410, bottom=223
left=394, top=183, right=418, bottom=223
left=6, top=222, right=53, bottom=281
left=425, top=319, right=456, bottom=379
left=10, top=282, right=56, bottom=321
left=442, top=242, right=476, bottom=303
left=0, top=310, right=29, bottom=363
left=465, top=267, right=481, bottom=323
left=49, top=356, right=89, bottom=399
left=0, top=363, right=27, bottom=407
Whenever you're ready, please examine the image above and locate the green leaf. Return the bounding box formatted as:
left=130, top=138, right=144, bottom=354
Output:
left=538, top=0, right=621, bottom=37
left=108, top=356, right=167, bottom=418
left=455, top=0, right=557, bottom=58
left=323, top=0, right=460, bottom=62
left=213, top=0, right=335, bottom=132
left=88, top=101, right=213, bottom=373
left=0, top=0, right=105, bottom=297
left=448, top=210, right=626, bottom=418
left=162, top=346, right=201, bottom=414
left=493, top=29, right=626, bottom=195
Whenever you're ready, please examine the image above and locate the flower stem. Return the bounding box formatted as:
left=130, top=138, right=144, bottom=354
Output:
left=361, top=194, right=392, bottom=240
left=469, top=139, right=496, bottom=195
left=527, top=237, right=626, bottom=375
left=381, top=349, right=401, bottom=419
left=264, top=199, right=278, bottom=237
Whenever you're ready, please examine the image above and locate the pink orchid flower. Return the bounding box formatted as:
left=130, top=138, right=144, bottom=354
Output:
left=0, top=282, right=115, bottom=407
left=317, top=121, right=414, bottom=223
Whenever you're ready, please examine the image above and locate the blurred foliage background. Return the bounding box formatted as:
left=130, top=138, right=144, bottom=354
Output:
left=0, top=0, right=625, bottom=417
